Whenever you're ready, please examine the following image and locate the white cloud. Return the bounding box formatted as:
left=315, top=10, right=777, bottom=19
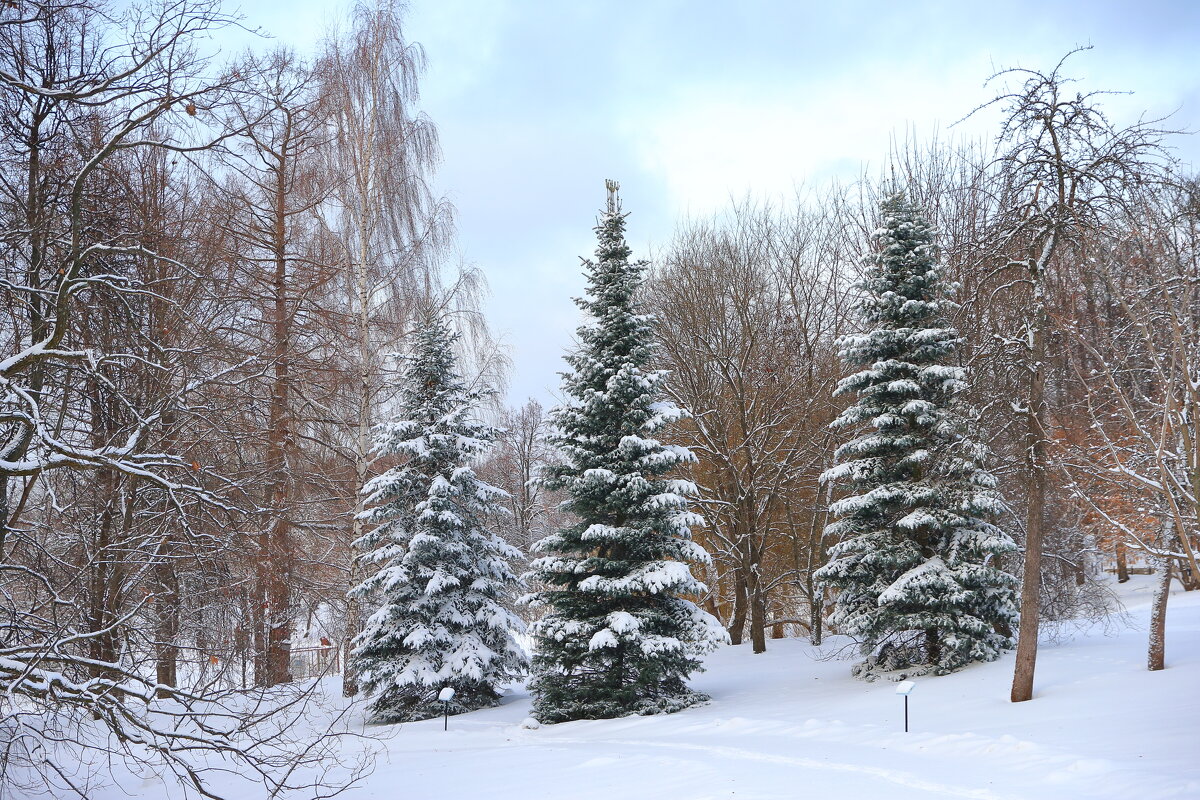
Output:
left=627, top=61, right=1003, bottom=216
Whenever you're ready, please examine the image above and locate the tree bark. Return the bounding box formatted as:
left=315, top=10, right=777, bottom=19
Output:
left=1148, top=558, right=1171, bottom=671
left=155, top=553, right=180, bottom=697
left=810, top=590, right=823, bottom=647
left=808, top=485, right=831, bottom=647
left=727, top=568, right=747, bottom=645
left=1011, top=282, right=1049, bottom=704
left=748, top=565, right=767, bottom=654
left=258, top=149, right=295, bottom=688
left=343, top=195, right=374, bottom=698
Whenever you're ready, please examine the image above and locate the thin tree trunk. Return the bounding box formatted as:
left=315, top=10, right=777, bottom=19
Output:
left=260, top=159, right=294, bottom=687
left=703, top=563, right=723, bottom=623
left=728, top=567, right=747, bottom=645
left=808, top=483, right=831, bottom=646
left=811, top=585, right=823, bottom=646
left=87, top=386, right=125, bottom=681
left=344, top=191, right=375, bottom=698
left=1116, top=539, right=1130, bottom=583
left=748, top=563, right=767, bottom=654
left=925, top=628, right=940, bottom=667
left=1148, top=557, right=1171, bottom=671
left=1011, top=285, right=1049, bottom=704
left=88, top=488, right=118, bottom=676
left=155, top=551, right=180, bottom=697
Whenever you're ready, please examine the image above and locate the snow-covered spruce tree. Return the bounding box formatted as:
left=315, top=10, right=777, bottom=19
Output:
left=814, top=192, right=1019, bottom=678
left=349, top=310, right=527, bottom=722
left=526, top=181, right=725, bottom=723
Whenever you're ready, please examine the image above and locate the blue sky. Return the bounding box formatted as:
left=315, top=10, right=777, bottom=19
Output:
left=232, top=0, right=1200, bottom=406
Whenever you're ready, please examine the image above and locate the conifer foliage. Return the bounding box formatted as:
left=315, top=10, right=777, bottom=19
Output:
left=349, top=310, right=527, bottom=722
left=815, top=193, right=1019, bottom=677
left=526, top=181, right=725, bottom=723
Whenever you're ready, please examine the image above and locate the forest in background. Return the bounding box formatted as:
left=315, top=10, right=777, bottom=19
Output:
left=1, top=0, right=1197, bottom=797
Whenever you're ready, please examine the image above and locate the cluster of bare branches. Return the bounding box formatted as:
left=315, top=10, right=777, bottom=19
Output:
left=647, top=196, right=858, bottom=652
left=0, top=1, right=496, bottom=796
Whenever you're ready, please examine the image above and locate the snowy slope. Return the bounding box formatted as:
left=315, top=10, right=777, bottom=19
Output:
left=126, top=577, right=1200, bottom=800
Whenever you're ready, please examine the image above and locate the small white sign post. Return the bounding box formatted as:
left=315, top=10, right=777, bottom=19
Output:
left=438, top=687, right=455, bottom=731
left=895, top=680, right=916, bottom=732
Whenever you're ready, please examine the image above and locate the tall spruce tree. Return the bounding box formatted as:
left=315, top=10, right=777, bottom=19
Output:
left=815, top=193, right=1019, bottom=677
left=349, top=310, right=527, bottom=722
left=526, top=181, right=725, bottom=723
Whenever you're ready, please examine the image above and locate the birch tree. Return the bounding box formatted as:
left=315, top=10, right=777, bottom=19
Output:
left=317, top=0, right=451, bottom=696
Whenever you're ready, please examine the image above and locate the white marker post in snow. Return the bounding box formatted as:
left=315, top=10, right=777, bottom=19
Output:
left=438, top=687, right=455, bottom=731
left=895, top=680, right=916, bottom=732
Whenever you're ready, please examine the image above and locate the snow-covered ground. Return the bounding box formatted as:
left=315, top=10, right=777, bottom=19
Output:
left=127, top=576, right=1200, bottom=799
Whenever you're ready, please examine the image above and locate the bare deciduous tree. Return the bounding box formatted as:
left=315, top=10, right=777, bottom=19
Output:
left=650, top=196, right=855, bottom=652
left=968, top=49, right=1172, bottom=701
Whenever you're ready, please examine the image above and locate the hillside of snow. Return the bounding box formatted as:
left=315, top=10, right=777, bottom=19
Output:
left=124, top=576, right=1199, bottom=800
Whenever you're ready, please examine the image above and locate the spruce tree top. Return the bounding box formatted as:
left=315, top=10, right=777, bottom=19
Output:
left=840, top=193, right=955, bottom=366
left=536, top=180, right=710, bottom=576
left=373, top=311, right=492, bottom=475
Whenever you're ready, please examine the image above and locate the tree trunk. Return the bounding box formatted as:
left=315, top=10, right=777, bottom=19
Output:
left=154, top=551, right=180, bottom=697
left=1181, top=563, right=1198, bottom=591
left=87, top=387, right=126, bottom=681
left=1148, top=559, right=1171, bottom=671
left=748, top=567, right=767, bottom=654
left=1116, top=539, right=1130, bottom=583
left=1011, top=287, right=1049, bottom=704
left=810, top=591, right=823, bottom=647
left=1010, top=456, right=1045, bottom=703
left=808, top=484, right=831, bottom=647
left=728, top=568, right=747, bottom=645
left=258, top=161, right=295, bottom=688
left=703, top=575, right=722, bottom=623
left=343, top=179, right=380, bottom=697
left=88, top=489, right=119, bottom=676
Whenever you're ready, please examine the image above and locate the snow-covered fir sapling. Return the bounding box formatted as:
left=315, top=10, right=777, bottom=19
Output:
left=526, top=180, right=726, bottom=723
left=815, top=192, right=1019, bottom=678
left=349, top=309, right=527, bottom=722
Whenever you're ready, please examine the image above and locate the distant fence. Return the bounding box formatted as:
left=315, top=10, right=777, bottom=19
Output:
left=1103, top=565, right=1154, bottom=575
left=290, top=644, right=340, bottom=680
